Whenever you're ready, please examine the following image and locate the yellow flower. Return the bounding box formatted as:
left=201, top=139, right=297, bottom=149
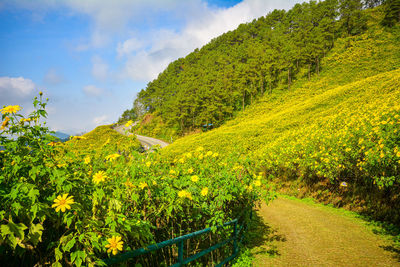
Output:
left=145, top=161, right=151, bottom=167
left=201, top=187, right=208, bottom=197
left=1, top=117, right=10, bottom=130
left=57, top=163, right=67, bottom=168
left=152, top=181, right=157, bottom=186
left=52, top=193, right=74, bottom=212
left=169, top=169, right=176, bottom=175
left=105, top=153, right=121, bottom=162
left=206, top=151, right=213, bottom=157
left=254, top=180, right=262, bottom=187
left=124, top=179, right=134, bottom=188
left=191, top=175, right=199, bottom=183
left=125, top=120, right=133, bottom=127
left=1, top=105, right=21, bottom=114
left=198, top=153, right=203, bottom=160
left=178, top=190, right=192, bottom=200
left=187, top=168, right=194, bottom=174
left=103, top=138, right=110, bottom=146
left=212, top=152, right=219, bottom=158
left=196, top=146, right=204, bottom=152
left=105, top=236, right=123, bottom=255
left=139, top=182, right=148, bottom=189
left=93, top=171, right=107, bottom=184
left=84, top=156, right=91, bottom=164
left=178, top=158, right=185, bottom=164
left=185, top=152, right=192, bottom=159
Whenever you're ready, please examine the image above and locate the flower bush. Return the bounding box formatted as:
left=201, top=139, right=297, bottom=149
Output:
left=0, top=95, right=267, bottom=266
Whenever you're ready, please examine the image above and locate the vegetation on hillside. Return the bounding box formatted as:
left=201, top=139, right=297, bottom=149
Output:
left=162, top=7, right=400, bottom=224
left=0, top=96, right=269, bottom=265
left=64, top=125, right=142, bottom=156
left=122, top=0, right=398, bottom=139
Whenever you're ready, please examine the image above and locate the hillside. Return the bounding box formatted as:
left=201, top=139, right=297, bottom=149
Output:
left=64, top=125, right=141, bottom=155
left=125, top=1, right=399, bottom=140
left=161, top=7, right=400, bottom=224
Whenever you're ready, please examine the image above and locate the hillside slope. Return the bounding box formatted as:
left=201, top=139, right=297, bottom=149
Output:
left=127, top=1, right=382, bottom=135
left=162, top=19, right=400, bottom=223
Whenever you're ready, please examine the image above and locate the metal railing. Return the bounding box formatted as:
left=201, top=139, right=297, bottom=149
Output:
left=103, top=212, right=250, bottom=266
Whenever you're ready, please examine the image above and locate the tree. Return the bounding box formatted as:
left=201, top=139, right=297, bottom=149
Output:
left=382, top=0, right=400, bottom=27
left=339, top=0, right=367, bottom=35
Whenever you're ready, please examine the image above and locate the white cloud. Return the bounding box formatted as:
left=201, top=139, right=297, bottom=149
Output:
left=119, top=0, right=303, bottom=81
left=83, top=85, right=103, bottom=97
left=117, top=38, right=144, bottom=58
left=91, top=55, right=109, bottom=81
left=0, top=76, right=36, bottom=98
left=44, top=68, right=64, bottom=85
left=93, top=115, right=109, bottom=125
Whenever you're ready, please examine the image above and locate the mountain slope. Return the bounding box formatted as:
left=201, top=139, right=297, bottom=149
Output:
left=162, top=17, right=400, bottom=223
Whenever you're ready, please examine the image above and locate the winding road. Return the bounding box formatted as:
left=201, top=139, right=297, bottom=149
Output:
left=113, top=123, right=169, bottom=149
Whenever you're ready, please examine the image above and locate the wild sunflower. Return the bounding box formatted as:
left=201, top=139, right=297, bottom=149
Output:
left=52, top=193, right=75, bottom=212
left=105, top=153, right=120, bottom=162
left=201, top=187, right=208, bottom=197
left=1, top=105, right=21, bottom=114
left=1, top=117, right=10, bottom=130
left=105, top=236, right=123, bottom=255
left=93, top=171, right=107, bottom=184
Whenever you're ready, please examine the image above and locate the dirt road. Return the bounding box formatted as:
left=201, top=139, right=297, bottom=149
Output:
left=251, top=197, right=399, bottom=266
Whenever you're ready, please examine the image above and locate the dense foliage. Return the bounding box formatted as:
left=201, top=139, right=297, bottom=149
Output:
left=122, top=0, right=396, bottom=138
left=0, top=96, right=269, bottom=266
left=163, top=12, right=400, bottom=223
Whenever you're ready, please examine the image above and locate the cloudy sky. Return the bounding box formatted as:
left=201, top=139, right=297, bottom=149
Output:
left=0, top=0, right=302, bottom=134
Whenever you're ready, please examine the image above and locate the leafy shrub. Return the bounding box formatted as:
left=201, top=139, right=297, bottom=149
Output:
left=0, top=95, right=267, bottom=266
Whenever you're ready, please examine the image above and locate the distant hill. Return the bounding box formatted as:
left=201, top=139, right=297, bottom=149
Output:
left=51, top=131, right=70, bottom=142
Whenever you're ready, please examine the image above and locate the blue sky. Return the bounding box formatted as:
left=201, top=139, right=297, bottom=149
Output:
left=0, top=0, right=301, bottom=134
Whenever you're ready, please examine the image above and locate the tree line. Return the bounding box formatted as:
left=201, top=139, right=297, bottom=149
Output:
left=120, top=0, right=399, bottom=134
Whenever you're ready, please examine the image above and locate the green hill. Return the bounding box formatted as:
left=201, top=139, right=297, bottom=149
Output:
left=126, top=1, right=400, bottom=140
left=160, top=7, right=400, bottom=223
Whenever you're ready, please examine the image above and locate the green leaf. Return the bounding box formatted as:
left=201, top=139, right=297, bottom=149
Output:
left=52, top=261, right=62, bottom=267
left=55, top=247, right=62, bottom=261
left=28, top=223, right=44, bottom=246
left=63, top=237, right=76, bottom=252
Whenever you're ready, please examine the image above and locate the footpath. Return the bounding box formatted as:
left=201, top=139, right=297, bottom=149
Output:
left=251, top=197, right=400, bottom=266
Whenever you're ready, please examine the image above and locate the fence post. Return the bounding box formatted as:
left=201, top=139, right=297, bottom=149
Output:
left=233, top=220, right=238, bottom=256
left=178, top=240, right=184, bottom=266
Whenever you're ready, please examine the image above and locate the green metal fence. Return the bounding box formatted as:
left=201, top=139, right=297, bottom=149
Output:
left=103, top=212, right=250, bottom=266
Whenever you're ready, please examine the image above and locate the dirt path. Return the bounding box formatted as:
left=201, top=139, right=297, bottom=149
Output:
left=251, top=197, right=400, bottom=267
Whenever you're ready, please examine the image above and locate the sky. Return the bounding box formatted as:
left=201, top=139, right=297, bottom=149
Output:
left=0, top=0, right=302, bottom=135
